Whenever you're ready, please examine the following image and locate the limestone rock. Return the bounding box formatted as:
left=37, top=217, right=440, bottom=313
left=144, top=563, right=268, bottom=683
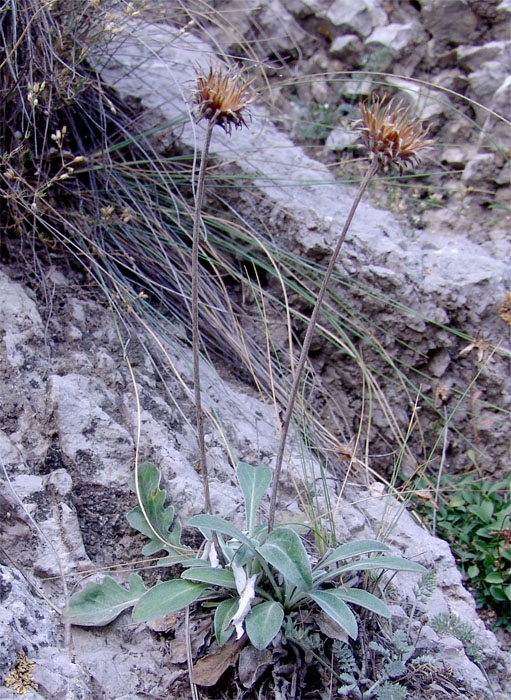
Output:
left=364, top=22, right=420, bottom=70
left=462, top=153, right=497, bottom=183
left=256, top=0, right=308, bottom=57
left=420, top=0, right=478, bottom=46
left=383, top=75, right=447, bottom=121
left=457, top=40, right=511, bottom=71
left=467, top=61, right=510, bottom=124
left=489, top=74, right=511, bottom=145
left=93, top=20, right=511, bottom=479
left=324, top=127, right=359, bottom=153
left=324, top=0, right=387, bottom=37
left=1, top=260, right=510, bottom=697
left=328, top=34, right=364, bottom=63
left=0, top=565, right=92, bottom=700
left=1, top=9, right=510, bottom=698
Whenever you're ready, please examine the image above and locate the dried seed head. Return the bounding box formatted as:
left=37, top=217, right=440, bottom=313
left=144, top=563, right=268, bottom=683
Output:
left=192, top=66, right=256, bottom=134
left=356, top=95, right=433, bottom=173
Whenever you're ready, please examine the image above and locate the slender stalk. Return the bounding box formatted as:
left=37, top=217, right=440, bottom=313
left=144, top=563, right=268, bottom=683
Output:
left=192, top=119, right=216, bottom=514
left=268, top=159, right=380, bottom=530
left=432, top=405, right=449, bottom=536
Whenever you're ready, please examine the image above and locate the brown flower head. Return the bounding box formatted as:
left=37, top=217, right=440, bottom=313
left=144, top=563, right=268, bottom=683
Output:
left=192, top=66, right=256, bottom=134
left=356, top=95, right=433, bottom=173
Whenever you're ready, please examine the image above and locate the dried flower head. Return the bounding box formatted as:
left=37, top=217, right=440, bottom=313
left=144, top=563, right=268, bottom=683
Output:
left=356, top=95, right=433, bottom=173
left=459, top=330, right=489, bottom=365
left=192, top=66, right=256, bottom=134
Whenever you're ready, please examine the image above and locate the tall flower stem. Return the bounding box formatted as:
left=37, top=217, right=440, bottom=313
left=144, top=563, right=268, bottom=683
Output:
left=268, top=158, right=380, bottom=530
left=191, top=64, right=255, bottom=517
left=192, top=118, right=216, bottom=515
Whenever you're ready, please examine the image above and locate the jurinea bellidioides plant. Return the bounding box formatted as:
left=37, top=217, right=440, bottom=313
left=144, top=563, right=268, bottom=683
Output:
left=69, top=80, right=430, bottom=659
left=69, top=461, right=426, bottom=650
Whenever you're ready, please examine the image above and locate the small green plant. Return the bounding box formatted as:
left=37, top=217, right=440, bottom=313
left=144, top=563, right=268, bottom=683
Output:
left=334, top=631, right=430, bottom=699
left=431, top=612, right=482, bottom=663
left=417, top=473, right=511, bottom=629
left=431, top=613, right=496, bottom=695
left=293, top=99, right=350, bottom=143
left=69, top=461, right=425, bottom=653
left=334, top=570, right=436, bottom=699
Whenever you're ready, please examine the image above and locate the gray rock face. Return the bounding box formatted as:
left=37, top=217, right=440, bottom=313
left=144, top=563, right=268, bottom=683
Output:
left=364, top=21, right=426, bottom=73
left=281, top=0, right=388, bottom=37
left=1, top=266, right=510, bottom=697
left=324, top=0, right=388, bottom=37
left=490, top=74, right=511, bottom=146
left=365, top=22, right=418, bottom=55
left=329, top=34, right=364, bottom=62
left=325, top=126, right=359, bottom=152
left=454, top=41, right=511, bottom=146
left=1, top=5, right=511, bottom=698
left=457, top=40, right=511, bottom=72
left=421, top=0, right=478, bottom=45
left=257, top=0, right=308, bottom=56
left=0, top=565, right=93, bottom=700
left=462, top=153, right=497, bottom=184
left=93, top=19, right=511, bottom=476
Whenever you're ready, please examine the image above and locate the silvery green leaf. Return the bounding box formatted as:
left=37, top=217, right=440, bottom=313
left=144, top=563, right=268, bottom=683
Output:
left=180, top=559, right=213, bottom=568
left=237, top=462, right=272, bottom=536
left=132, top=580, right=206, bottom=622
left=188, top=514, right=256, bottom=551
left=69, top=573, right=147, bottom=627
left=334, top=587, right=390, bottom=618
left=245, top=601, right=284, bottom=650
left=232, top=543, right=255, bottom=568
left=181, top=567, right=237, bottom=590
left=319, top=556, right=426, bottom=584
left=257, top=527, right=313, bottom=591
left=319, top=540, right=391, bottom=569
left=214, top=597, right=239, bottom=646
left=127, top=462, right=191, bottom=561
left=308, top=589, right=358, bottom=639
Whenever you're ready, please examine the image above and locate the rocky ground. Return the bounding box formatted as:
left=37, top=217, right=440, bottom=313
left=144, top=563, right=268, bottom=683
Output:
left=1, top=249, right=509, bottom=698
left=1, top=0, right=510, bottom=698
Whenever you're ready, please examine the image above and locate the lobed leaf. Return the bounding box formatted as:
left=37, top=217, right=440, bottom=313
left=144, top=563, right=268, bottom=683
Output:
left=127, top=462, right=191, bottom=560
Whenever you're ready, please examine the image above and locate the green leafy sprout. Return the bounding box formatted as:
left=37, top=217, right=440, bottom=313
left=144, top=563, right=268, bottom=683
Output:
left=416, top=472, right=511, bottom=629
left=69, top=461, right=426, bottom=651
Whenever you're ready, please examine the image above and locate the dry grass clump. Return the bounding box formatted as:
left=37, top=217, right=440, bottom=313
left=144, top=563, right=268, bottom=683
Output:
left=0, top=2, right=256, bottom=373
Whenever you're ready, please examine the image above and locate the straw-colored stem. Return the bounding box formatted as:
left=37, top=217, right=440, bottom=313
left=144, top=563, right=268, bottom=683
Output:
left=268, top=159, right=380, bottom=530
left=192, top=119, right=215, bottom=515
